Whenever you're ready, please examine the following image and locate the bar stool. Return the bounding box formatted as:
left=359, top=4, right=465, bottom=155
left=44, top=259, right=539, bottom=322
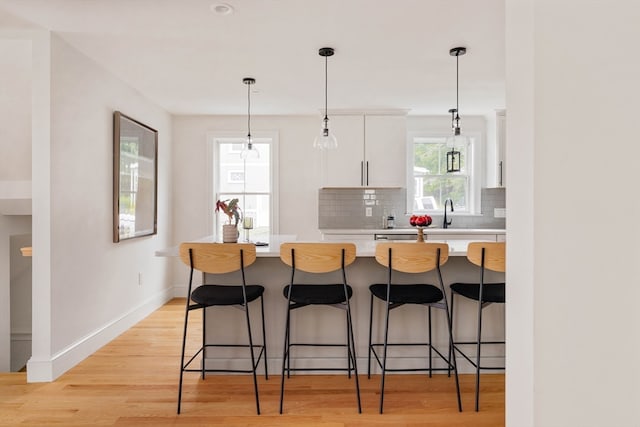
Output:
left=368, top=242, right=461, bottom=413
left=450, top=241, right=505, bottom=411
left=177, top=242, right=267, bottom=414
left=278, top=242, right=361, bottom=414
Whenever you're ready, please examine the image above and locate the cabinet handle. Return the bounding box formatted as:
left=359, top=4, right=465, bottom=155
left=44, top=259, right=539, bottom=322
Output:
left=499, top=160, right=503, bottom=187
left=366, top=161, right=369, bottom=186
left=360, top=161, right=364, bottom=186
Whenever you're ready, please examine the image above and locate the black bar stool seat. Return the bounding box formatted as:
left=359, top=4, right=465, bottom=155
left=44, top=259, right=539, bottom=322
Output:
left=450, top=282, right=505, bottom=303
left=192, top=284, right=265, bottom=306
left=369, top=283, right=443, bottom=304
left=283, top=283, right=353, bottom=305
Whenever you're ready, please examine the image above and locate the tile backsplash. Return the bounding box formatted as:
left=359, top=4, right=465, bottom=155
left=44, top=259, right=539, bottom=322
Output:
left=318, top=187, right=506, bottom=230
left=318, top=187, right=406, bottom=229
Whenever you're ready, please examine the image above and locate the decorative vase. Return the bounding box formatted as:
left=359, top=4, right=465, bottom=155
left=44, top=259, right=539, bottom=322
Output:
left=416, top=227, right=425, bottom=242
left=222, top=224, right=239, bottom=243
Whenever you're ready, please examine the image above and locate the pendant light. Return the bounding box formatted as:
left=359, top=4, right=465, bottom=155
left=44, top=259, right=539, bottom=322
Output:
left=313, top=47, right=338, bottom=150
left=240, top=77, right=259, bottom=160
left=446, top=46, right=468, bottom=173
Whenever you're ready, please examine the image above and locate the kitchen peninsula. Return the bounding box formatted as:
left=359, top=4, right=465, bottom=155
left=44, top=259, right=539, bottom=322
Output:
left=159, top=230, right=505, bottom=375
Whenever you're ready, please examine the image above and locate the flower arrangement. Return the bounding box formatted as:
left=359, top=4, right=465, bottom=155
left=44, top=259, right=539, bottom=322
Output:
left=409, top=214, right=433, bottom=227
left=410, top=214, right=432, bottom=242
left=215, top=198, right=241, bottom=226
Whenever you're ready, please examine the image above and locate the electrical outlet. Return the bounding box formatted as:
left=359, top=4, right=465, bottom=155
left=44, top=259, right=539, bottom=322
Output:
left=494, top=208, right=506, bottom=218
left=365, top=207, right=373, bottom=217
left=138, top=272, right=143, bottom=286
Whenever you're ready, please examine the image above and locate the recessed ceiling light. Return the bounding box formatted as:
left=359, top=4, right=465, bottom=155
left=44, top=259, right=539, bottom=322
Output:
left=211, top=3, right=234, bottom=15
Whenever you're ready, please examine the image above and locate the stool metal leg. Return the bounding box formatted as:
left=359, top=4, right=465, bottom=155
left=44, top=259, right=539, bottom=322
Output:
left=345, top=295, right=362, bottom=413
left=244, top=301, right=260, bottom=415
left=379, top=290, right=392, bottom=414
left=448, top=292, right=456, bottom=377
left=367, top=293, right=374, bottom=379
left=201, top=307, right=206, bottom=380
left=346, top=309, right=351, bottom=379
left=428, top=305, right=433, bottom=378
left=260, top=295, right=269, bottom=380
left=279, top=300, right=292, bottom=414
left=436, top=265, right=462, bottom=413
left=177, top=302, right=191, bottom=414
left=475, top=293, right=484, bottom=411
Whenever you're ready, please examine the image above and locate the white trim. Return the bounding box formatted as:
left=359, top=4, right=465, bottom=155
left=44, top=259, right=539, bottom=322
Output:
left=406, top=129, right=484, bottom=214
left=26, top=287, right=173, bottom=382
left=207, top=130, right=280, bottom=236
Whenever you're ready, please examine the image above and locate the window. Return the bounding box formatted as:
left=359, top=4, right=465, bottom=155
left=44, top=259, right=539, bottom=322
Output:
left=227, top=170, right=245, bottom=183
left=210, top=133, right=278, bottom=241
left=411, top=135, right=475, bottom=213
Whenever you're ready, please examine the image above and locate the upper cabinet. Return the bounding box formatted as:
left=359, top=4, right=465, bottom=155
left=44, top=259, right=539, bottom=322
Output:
left=496, top=109, right=506, bottom=187
left=322, top=113, right=407, bottom=187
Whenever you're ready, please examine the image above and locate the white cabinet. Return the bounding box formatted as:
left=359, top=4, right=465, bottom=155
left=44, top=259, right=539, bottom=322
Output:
left=496, top=109, right=506, bottom=187
left=365, top=115, right=407, bottom=187
left=322, top=113, right=407, bottom=187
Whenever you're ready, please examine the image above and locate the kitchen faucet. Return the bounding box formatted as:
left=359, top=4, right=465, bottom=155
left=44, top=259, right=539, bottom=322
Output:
left=443, top=198, right=454, bottom=229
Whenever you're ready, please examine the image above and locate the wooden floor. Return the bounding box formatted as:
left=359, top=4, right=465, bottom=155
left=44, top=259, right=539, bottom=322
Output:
left=0, top=298, right=504, bottom=426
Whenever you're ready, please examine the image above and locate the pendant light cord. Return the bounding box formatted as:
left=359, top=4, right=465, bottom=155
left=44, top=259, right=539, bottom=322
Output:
left=324, top=53, right=329, bottom=122
left=455, top=53, right=460, bottom=125
left=247, top=81, right=252, bottom=140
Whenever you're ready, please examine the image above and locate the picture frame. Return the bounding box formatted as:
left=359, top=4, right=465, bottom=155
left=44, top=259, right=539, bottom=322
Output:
left=113, top=111, right=158, bottom=242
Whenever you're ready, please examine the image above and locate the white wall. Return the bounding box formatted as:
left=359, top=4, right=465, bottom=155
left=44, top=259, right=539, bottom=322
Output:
left=0, top=32, right=33, bottom=372
left=506, top=1, right=640, bottom=426
left=171, top=115, right=324, bottom=286
left=0, top=38, right=31, bottom=180
left=26, top=33, right=175, bottom=380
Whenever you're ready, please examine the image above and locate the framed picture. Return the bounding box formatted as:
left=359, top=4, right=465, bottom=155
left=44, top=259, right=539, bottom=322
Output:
left=113, top=111, right=158, bottom=242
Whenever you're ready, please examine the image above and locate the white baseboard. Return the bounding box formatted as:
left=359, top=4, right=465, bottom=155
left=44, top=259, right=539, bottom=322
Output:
left=27, top=287, right=174, bottom=382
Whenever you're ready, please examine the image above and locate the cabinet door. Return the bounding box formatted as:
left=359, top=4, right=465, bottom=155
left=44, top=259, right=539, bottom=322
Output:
left=364, top=115, right=407, bottom=187
left=322, top=115, right=364, bottom=187
left=496, top=110, right=506, bottom=187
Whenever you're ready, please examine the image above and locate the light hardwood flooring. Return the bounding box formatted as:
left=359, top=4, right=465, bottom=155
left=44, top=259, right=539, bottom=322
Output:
left=0, top=298, right=504, bottom=426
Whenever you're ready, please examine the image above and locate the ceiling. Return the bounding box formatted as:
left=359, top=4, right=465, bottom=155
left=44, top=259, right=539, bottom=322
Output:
left=0, top=0, right=505, bottom=117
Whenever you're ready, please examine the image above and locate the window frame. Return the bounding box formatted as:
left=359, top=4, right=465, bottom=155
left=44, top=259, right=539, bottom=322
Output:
left=407, top=128, right=483, bottom=214
left=207, top=131, right=279, bottom=237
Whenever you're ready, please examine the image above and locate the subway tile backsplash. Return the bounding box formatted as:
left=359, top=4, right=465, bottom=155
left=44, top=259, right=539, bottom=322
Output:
left=319, top=188, right=407, bottom=229
left=318, top=187, right=506, bottom=230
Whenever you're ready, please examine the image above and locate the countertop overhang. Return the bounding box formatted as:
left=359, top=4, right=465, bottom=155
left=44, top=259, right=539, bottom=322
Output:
left=156, top=234, right=501, bottom=258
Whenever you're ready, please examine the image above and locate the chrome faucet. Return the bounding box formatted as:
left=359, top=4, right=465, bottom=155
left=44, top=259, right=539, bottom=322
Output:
left=443, top=198, right=454, bottom=229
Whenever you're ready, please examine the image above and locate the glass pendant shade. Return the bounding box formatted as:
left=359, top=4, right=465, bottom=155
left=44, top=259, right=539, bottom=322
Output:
left=313, top=120, right=338, bottom=150
left=445, top=131, right=470, bottom=149
left=240, top=137, right=259, bottom=160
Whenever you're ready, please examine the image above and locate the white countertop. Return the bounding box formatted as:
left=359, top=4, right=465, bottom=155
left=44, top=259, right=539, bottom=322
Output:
left=156, top=234, right=492, bottom=258
left=320, top=228, right=506, bottom=235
